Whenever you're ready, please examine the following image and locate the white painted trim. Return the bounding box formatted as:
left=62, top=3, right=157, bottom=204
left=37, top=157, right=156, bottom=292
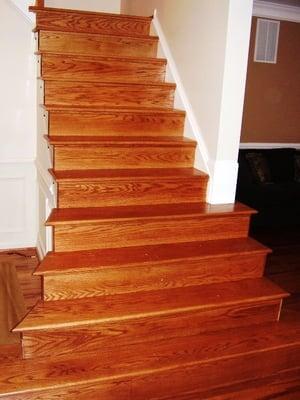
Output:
left=240, top=142, right=300, bottom=149
left=152, top=9, right=210, bottom=174
left=253, top=0, right=300, bottom=23
left=35, top=159, right=56, bottom=204
left=37, top=232, right=47, bottom=259
left=207, top=160, right=239, bottom=205
left=6, top=0, right=35, bottom=25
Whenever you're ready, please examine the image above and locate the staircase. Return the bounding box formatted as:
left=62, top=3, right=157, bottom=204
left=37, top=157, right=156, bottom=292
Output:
left=1, top=6, right=300, bottom=399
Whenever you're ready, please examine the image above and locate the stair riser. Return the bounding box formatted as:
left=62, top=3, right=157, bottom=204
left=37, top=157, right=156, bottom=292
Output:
left=52, top=215, right=251, bottom=252
left=44, top=81, right=175, bottom=108
left=39, top=31, right=158, bottom=58
left=57, top=177, right=207, bottom=208
left=21, top=300, right=281, bottom=359
left=36, top=11, right=151, bottom=37
left=5, top=345, right=300, bottom=399
left=41, top=55, right=166, bottom=83
left=53, top=145, right=195, bottom=170
left=48, top=110, right=185, bottom=137
left=42, top=253, right=267, bottom=301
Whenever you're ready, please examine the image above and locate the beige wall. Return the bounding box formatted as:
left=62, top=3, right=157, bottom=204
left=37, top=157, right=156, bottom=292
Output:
left=121, top=0, right=229, bottom=161
left=241, top=18, right=300, bottom=143
left=46, top=0, right=120, bottom=13
left=121, top=0, right=253, bottom=203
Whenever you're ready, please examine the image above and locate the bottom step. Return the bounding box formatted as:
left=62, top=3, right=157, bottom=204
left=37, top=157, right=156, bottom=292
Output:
left=1, top=320, right=300, bottom=399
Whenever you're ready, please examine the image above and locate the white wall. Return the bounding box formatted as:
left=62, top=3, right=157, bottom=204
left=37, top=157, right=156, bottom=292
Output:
left=45, top=0, right=120, bottom=13
left=122, top=0, right=253, bottom=204
left=0, top=0, right=37, bottom=249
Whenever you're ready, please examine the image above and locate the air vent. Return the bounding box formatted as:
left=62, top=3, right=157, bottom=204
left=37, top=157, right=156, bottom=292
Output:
left=254, top=19, right=280, bottom=63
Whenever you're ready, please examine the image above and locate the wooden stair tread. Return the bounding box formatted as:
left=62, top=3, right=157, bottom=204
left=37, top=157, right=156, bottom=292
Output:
left=46, top=202, right=255, bottom=225
left=39, top=28, right=159, bottom=42
left=3, top=320, right=300, bottom=396
left=41, top=78, right=176, bottom=89
left=30, top=6, right=153, bottom=21
left=15, top=278, right=287, bottom=332
left=43, top=104, right=185, bottom=115
left=37, top=51, right=167, bottom=65
left=50, top=167, right=208, bottom=181
left=37, top=237, right=270, bottom=275
left=45, top=135, right=195, bottom=146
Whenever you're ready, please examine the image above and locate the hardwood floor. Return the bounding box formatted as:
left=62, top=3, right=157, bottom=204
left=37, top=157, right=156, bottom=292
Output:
left=252, top=225, right=300, bottom=305
left=0, top=248, right=41, bottom=313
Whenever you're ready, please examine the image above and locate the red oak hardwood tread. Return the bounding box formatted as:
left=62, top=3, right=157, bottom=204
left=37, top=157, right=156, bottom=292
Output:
left=42, top=104, right=185, bottom=115
left=46, top=202, right=255, bottom=226
left=30, top=7, right=153, bottom=21
left=49, top=167, right=208, bottom=182
left=37, top=51, right=167, bottom=65
left=45, top=135, right=196, bottom=146
left=15, top=278, right=287, bottom=332
left=39, top=28, right=159, bottom=42
left=41, top=78, right=176, bottom=89
left=37, top=237, right=270, bottom=276
left=2, top=321, right=300, bottom=397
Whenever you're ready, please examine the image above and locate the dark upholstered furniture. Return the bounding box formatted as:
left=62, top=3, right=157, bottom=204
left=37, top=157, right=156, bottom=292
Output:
left=236, top=148, right=300, bottom=228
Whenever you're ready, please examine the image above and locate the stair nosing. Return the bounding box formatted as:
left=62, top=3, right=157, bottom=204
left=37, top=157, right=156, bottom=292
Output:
left=14, top=278, right=288, bottom=332
left=36, top=238, right=271, bottom=276
left=2, top=325, right=300, bottom=396
left=45, top=135, right=196, bottom=146
left=42, top=104, right=186, bottom=115
left=37, top=51, right=167, bottom=65
left=49, top=167, right=208, bottom=182
left=42, top=78, right=176, bottom=89
left=39, top=28, right=159, bottom=42
left=30, top=6, right=153, bottom=22
left=45, top=203, right=256, bottom=226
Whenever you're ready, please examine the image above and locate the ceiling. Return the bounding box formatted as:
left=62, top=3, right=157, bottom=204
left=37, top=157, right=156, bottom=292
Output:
left=257, top=0, right=300, bottom=6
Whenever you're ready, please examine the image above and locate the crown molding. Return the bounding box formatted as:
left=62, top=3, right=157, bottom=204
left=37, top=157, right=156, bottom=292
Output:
left=240, top=142, right=300, bottom=149
left=253, top=0, right=300, bottom=22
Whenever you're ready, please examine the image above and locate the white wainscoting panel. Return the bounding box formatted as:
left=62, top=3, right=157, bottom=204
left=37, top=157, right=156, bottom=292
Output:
left=0, top=161, right=37, bottom=249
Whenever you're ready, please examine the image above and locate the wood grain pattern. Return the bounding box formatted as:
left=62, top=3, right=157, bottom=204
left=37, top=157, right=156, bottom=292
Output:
left=0, top=248, right=41, bottom=312
left=161, top=368, right=300, bottom=400
left=41, top=53, right=166, bottom=83
left=21, top=300, right=282, bottom=359
left=52, top=141, right=196, bottom=170
left=37, top=237, right=270, bottom=274
left=52, top=214, right=250, bottom=251
left=46, top=202, right=254, bottom=224
left=17, top=278, right=286, bottom=331
left=41, top=253, right=267, bottom=300
left=44, top=80, right=175, bottom=108
left=47, top=107, right=185, bottom=137
left=2, top=322, right=300, bottom=398
left=53, top=168, right=207, bottom=207
left=39, top=30, right=158, bottom=58
left=34, top=8, right=151, bottom=37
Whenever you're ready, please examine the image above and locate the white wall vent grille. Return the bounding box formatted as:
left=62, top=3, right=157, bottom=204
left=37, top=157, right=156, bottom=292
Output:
left=254, top=19, right=280, bottom=63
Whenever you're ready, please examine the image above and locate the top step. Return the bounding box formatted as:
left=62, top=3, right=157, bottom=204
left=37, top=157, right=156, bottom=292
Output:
left=30, top=7, right=152, bottom=37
